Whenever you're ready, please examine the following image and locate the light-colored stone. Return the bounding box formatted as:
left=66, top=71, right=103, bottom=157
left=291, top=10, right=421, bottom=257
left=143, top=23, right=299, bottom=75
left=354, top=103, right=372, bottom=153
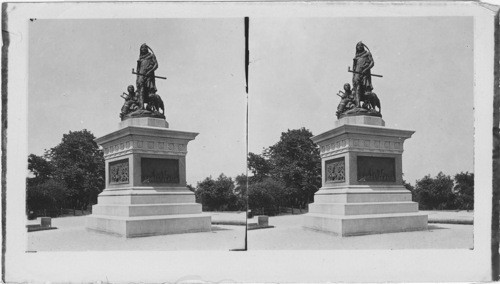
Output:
left=119, top=117, right=169, bottom=129
left=40, top=217, right=51, bottom=227
left=92, top=203, right=202, bottom=217
left=97, top=189, right=196, bottom=205
left=86, top=120, right=210, bottom=237
left=257, top=215, right=269, bottom=226
left=314, top=192, right=412, bottom=203
left=303, top=118, right=427, bottom=236
left=309, top=201, right=418, bottom=216
left=334, top=115, right=385, bottom=127
left=303, top=212, right=427, bottom=236
left=87, top=213, right=211, bottom=238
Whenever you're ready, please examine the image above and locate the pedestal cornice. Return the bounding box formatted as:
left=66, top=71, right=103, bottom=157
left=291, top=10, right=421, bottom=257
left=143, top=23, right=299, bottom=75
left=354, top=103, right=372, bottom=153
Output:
left=312, top=124, right=414, bottom=145
left=96, top=126, right=198, bottom=145
left=312, top=124, right=415, bottom=158
left=96, top=127, right=198, bottom=159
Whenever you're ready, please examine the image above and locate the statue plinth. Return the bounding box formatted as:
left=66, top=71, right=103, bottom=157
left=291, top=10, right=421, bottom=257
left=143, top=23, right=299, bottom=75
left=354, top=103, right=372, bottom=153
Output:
left=338, top=107, right=382, bottom=119
left=121, top=109, right=166, bottom=121
left=86, top=117, right=211, bottom=237
left=119, top=116, right=169, bottom=129
left=303, top=115, right=427, bottom=236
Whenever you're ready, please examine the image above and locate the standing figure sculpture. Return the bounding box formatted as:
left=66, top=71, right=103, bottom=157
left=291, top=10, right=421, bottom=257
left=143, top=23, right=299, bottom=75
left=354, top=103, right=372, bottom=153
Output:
left=336, top=41, right=382, bottom=119
left=136, top=43, right=158, bottom=110
left=352, top=41, right=374, bottom=107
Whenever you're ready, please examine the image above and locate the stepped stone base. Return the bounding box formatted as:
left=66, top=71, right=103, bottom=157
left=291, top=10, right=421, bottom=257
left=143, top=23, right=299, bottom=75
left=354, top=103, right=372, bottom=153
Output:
left=306, top=116, right=427, bottom=236
left=303, top=186, right=428, bottom=236
left=309, top=201, right=418, bottom=215
left=303, top=212, right=427, bottom=236
left=87, top=213, right=211, bottom=238
left=86, top=188, right=211, bottom=238
left=86, top=119, right=209, bottom=238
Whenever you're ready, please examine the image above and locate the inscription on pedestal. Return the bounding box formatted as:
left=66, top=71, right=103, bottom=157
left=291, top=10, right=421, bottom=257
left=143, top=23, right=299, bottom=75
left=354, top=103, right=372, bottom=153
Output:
left=325, top=157, right=345, bottom=183
left=141, top=158, right=180, bottom=184
left=109, top=159, right=129, bottom=184
left=357, top=156, right=396, bottom=182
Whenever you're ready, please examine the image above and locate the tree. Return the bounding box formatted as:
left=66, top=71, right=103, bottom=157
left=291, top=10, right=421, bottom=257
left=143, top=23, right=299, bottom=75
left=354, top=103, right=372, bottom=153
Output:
left=266, top=128, right=321, bottom=210
left=46, top=129, right=105, bottom=213
left=26, top=179, right=67, bottom=216
left=248, top=152, right=272, bottom=182
left=195, top=174, right=244, bottom=211
left=234, top=174, right=248, bottom=197
left=413, top=172, right=454, bottom=210
left=248, top=182, right=275, bottom=215
left=27, top=154, right=54, bottom=186
left=403, top=180, right=416, bottom=202
left=247, top=178, right=286, bottom=215
left=453, top=172, right=474, bottom=210
left=187, top=184, right=195, bottom=192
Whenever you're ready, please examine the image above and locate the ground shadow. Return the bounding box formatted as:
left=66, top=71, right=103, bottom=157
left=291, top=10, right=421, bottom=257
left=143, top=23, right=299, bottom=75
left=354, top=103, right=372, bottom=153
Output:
left=26, top=225, right=58, bottom=232
left=210, top=226, right=232, bottom=231
left=427, top=224, right=449, bottom=231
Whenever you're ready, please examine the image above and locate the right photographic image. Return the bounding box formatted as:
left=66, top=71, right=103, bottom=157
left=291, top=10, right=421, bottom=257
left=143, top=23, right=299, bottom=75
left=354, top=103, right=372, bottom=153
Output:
left=246, top=16, right=474, bottom=250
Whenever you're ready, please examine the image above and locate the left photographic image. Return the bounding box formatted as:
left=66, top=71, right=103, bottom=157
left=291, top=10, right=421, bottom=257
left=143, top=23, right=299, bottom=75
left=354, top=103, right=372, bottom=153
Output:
left=26, top=18, right=247, bottom=251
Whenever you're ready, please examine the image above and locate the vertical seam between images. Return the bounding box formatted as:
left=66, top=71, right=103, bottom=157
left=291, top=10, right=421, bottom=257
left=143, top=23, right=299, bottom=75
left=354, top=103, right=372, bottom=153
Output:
left=1, top=3, right=9, bottom=282
left=492, top=8, right=500, bottom=282
left=244, top=16, right=249, bottom=251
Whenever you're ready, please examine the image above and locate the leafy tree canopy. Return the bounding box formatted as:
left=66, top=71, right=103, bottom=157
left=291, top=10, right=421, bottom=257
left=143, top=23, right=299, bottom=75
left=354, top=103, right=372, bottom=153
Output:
left=267, top=128, right=321, bottom=190
left=248, top=182, right=276, bottom=213
left=27, top=154, right=54, bottom=186
left=453, top=172, right=474, bottom=210
left=413, top=172, right=455, bottom=210
left=248, top=152, right=272, bottom=182
left=247, top=128, right=321, bottom=209
left=27, top=179, right=67, bottom=215
left=27, top=129, right=105, bottom=215
left=234, top=174, right=248, bottom=197
left=195, top=174, right=244, bottom=211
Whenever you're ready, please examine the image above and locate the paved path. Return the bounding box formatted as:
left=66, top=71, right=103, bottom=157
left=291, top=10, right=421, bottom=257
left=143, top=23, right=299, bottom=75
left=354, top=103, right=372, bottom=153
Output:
left=422, top=210, right=473, bottom=224
left=27, top=211, right=474, bottom=251
left=209, top=211, right=247, bottom=224
left=27, top=214, right=245, bottom=251
left=248, top=214, right=473, bottom=250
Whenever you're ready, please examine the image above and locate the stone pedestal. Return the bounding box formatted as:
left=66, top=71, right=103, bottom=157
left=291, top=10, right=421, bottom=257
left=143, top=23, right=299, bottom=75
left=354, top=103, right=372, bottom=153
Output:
left=86, top=117, right=211, bottom=237
left=303, top=116, right=427, bottom=236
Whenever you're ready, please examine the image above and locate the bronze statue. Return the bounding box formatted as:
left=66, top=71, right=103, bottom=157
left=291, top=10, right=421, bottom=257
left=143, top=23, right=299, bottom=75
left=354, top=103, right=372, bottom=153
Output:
left=146, top=93, right=165, bottom=114
left=362, top=91, right=381, bottom=113
left=120, top=44, right=167, bottom=121
left=136, top=43, right=159, bottom=109
left=336, top=42, right=383, bottom=119
left=120, top=85, right=140, bottom=119
left=352, top=41, right=374, bottom=107
left=336, top=83, right=355, bottom=118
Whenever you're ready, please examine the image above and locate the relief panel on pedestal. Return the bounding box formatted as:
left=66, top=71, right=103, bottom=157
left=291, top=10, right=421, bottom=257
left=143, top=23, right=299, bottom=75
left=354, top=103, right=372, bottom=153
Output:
left=141, top=158, right=180, bottom=184
left=325, top=157, right=345, bottom=183
left=109, top=159, right=130, bottom=185
left=357, top=156, right=396, bottom=182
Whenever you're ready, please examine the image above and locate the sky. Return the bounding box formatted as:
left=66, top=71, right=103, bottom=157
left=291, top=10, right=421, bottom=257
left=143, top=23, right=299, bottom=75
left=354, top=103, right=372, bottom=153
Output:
left=28, top=18, right=247, bottom=186
left=249, top=17, right=474, bottom=184
left=28, top=17, right=474, bottom=186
